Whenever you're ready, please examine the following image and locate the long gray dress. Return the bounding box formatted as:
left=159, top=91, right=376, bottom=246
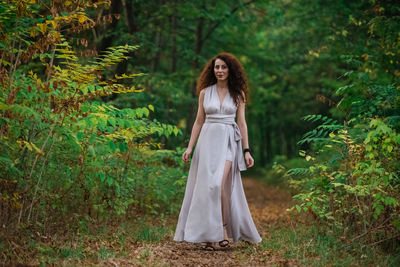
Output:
left=174, top=84, right=262, bottom=244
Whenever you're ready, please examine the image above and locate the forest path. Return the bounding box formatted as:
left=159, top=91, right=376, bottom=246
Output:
left=127, top=177, right=295, bottom=267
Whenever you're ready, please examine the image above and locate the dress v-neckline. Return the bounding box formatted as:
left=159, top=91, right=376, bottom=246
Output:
left=215, top=85, right=228, bottom=110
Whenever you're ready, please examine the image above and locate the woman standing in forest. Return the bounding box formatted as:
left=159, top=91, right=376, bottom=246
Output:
left=173, top=52, right=262, bottom=250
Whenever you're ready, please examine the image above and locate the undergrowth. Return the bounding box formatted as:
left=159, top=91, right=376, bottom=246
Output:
left=240, top=223, right=400, bottom=266
left=0, top=215, right=174, bottom=266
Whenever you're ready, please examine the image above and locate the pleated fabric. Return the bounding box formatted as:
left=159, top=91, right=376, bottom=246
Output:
left=173, top=84, right=262, bottom=243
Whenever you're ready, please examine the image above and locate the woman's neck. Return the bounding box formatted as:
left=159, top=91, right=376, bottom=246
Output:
left=216, top=80, right=228, bottom=90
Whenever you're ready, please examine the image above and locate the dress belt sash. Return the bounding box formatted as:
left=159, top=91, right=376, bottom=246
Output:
left=205, top=117, right=247, bottom=171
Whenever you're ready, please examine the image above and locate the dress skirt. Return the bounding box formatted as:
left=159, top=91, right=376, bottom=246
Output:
left=173, top=84, right=262, bottom=244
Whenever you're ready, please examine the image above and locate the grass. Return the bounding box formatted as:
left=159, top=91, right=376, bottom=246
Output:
left=247, top=162, right=400, bottom=266
left=3, top=215, right=399, bottom=266
left=2, top=174, right=399, bottom=266
left=5, top=219, right=398, bottom=266
left=0, top=216, right=173, bottom=266
left=134, top=224, right=169, bottom=242
left=59, top=247, right=84, bottom=260
left=238, top=223, right=400, bottom=266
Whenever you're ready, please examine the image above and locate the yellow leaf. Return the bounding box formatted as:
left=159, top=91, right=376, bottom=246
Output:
left=131, top=86, right=144, bottom=92
left=37, top=23, right=47, bottom=34
left=30, top=142, right=42, bottom=154
left=52, top=31, right=61, bottom=40
left=30, top=28, right=37, bottom=37
left=50, top=20, right=58, bottom=29
left=23, top=141, right=32, bottom=151
left=89, top=112, right=110, bottom=118
left=305, top=155, right=311, bottom=161
left=78, top=15, right=87, bottom=24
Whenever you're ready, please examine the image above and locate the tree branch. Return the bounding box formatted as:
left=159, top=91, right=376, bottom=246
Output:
left=202, top=0, right=257, bottom=43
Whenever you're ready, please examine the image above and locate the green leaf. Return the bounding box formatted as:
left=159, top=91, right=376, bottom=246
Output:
left=99, top=172, right=105, bottom=182
left=108, top=117, right=116, bottom=128
left=118, top=142, right=128, bottom=152
left=88, top=145, right=95, bottom=156
left=296, top=205, right=301, bottom=212
left=142, top=107, right=149, bottom=117
left=0, top=103, right=9, bottom=111
left=77, top=132, right=85, bottom=141
left=88, top=85, right=95, bottom=93
left=387, top=145, right=393, bottom=152
left=98, top=118, right=107, bottom=130
left=109, top=140, right=116, bottom=151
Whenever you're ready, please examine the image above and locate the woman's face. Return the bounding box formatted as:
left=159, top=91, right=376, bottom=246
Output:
left=214, top=58, right=229, bottom=81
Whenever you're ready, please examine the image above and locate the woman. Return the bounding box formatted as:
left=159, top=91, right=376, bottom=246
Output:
left=173, top=52, right=262, bottom=250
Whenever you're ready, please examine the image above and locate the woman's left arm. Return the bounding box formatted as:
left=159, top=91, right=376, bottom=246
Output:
left=237, top=95, right=254, bottom=168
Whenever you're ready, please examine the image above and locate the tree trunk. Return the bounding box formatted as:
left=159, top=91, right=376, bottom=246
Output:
left=151, top=27, right=162, bottom=73
left=266, top=114, right=273, bottom=163
left=258, top=114, right=266, bottom=165
left=186, top=12, right=204, bottom=135
left=121, top=0, right=137, bottom=34
left=97, top=0, right=122, bottom=53
left=279, top=125, right=287, bottom=156
left=170, top=11, right=178, bottom=73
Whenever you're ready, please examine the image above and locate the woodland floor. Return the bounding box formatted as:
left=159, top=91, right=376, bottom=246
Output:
left=124, top=178, right=296, bottom=267
left=5, top=178, right=394, bottom=266
left=3, top=177, right=299, bottom=266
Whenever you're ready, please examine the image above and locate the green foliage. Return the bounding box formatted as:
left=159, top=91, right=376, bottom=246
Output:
left=298, top=115, right=345, bottom=145
left=253, top=225, right=398, bottom=266
left=134, top=223, right=168, bottom=242
left=287, top=0, right=400, bottom=246
left=0, top=0, right=184, bottom=233
left=290, top=117, right=400, bottom=244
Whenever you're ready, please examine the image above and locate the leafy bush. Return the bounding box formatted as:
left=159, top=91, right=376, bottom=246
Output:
left=287, top=1, right=400, bottom=247
left=0, top=0, right=184, bottom=232
left=290, top=118, right=400, bottom=240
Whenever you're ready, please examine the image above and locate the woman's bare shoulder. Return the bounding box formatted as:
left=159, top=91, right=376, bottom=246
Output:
left=199, top=88, right=207, bottom=98
left=239, top=90, right=246, bottom=105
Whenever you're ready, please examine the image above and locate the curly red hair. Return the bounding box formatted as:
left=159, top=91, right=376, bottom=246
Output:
left=196, top=52, right=249, bottom=106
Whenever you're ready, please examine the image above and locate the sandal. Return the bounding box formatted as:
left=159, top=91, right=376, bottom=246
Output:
left=219, top=239, right=230, bottom=247
left=219, top=224, right=230, bottom=247
left=204, top=242, right=216, bottom=251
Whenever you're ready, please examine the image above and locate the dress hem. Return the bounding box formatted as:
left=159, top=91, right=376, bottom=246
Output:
left=173, top=237, right=262, bottom=244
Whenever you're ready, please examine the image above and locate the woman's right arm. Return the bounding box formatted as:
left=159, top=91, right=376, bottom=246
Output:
left=182, top=89, right=206, bottom=162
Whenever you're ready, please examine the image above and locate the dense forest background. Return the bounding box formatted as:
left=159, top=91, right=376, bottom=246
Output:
left=1, top=0, right=399, bottom=265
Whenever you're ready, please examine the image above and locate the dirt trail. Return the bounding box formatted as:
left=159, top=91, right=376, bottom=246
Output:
left=127, top=177, right=294, bottom=267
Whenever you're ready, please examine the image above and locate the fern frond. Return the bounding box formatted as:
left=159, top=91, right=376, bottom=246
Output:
left=287, top=168, right=311, bottom=176
left=299, top=114, right=346, bottom=145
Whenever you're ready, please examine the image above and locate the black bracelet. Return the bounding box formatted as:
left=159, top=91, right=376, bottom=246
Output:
left=243, top=148, right=251, bottom=154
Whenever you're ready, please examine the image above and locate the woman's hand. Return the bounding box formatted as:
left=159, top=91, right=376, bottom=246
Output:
left=245, top=152, right=254, bottom=168
left=182, top=147, right=193, bottom=163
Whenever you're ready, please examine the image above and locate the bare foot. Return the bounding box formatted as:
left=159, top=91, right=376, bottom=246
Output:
left=219, top=225, right=230, bottom=247
left=204, top=242, right=216, bottom=251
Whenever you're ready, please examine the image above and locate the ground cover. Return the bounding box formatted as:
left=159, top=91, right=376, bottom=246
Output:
left=1, top=177, right=398, bottom=266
